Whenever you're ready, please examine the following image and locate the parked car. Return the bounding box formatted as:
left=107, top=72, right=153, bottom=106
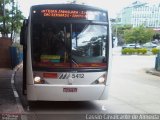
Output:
left=152, top=40, right=159, bottom=44
left=122, top=43, right=141, bottom=49
left=142, top=42, right=157, bottom=49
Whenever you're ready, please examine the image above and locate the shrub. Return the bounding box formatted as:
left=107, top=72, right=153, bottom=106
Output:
left=121, top=48, right=135, bottom=55
left=151, top=48, right=160, bottom=55
left=128, top=48, right=134, bottom=54
left=121, top=48, right=128, bottom=55
left=140, top=48, right=147, bottom=54
left=121, top=48, right=147, bottom=55
left=137, top=49, right=141, bottom=54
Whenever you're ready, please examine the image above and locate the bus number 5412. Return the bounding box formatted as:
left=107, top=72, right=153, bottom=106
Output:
left=72, top=74, right=84, bottom=78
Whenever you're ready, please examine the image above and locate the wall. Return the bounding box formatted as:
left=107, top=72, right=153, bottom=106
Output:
left=0, top=38, right=12, bottom=68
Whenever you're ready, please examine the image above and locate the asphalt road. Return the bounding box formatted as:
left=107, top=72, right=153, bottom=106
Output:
left=7, top=48, right=160, bottom=119
left=106, top=55, right=160, bottom=113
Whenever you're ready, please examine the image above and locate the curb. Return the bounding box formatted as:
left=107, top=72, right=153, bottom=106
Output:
left=11, top=62, right=24, bottom=113
left=146, top=69, right=160, bottom=77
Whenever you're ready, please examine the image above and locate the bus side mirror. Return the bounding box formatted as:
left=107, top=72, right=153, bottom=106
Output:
left=112, top=36, right=115, bottom=48
left=20, top=19, right=28, bottom=45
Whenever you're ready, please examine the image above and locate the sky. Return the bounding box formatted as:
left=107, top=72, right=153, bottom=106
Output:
left=18, top=0, right=160, bottom=18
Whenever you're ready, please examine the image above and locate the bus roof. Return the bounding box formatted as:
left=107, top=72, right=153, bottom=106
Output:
left=30, top=4, right=107, bottom=13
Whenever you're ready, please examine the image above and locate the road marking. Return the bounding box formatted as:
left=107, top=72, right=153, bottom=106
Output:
left=13, top=90, right=19, bottom=98
left=11, top=74, right=14, bottom=84
left=11, top=74, right=14, bottom=78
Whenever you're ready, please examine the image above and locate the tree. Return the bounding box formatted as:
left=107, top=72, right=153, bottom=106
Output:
left=0, top=0, right=24, bottom=40
left=112, top=24, right=132, bottom=45
left=0, top=0, right=10, bottom=37
left=153, top=33, right=160, bottom=40
left=11, top=2, right=24, bottom=40
left=124, top=25, right=154, bottom=44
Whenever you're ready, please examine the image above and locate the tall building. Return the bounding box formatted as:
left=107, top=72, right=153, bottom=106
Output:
left=116, top=1, right=160, bottom=28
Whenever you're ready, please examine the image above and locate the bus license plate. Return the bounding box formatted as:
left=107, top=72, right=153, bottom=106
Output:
left=63, top=88, right=77, bottom=92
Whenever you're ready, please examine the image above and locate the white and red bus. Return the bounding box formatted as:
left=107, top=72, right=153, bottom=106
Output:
left=20, top=4, right=112, bottom=101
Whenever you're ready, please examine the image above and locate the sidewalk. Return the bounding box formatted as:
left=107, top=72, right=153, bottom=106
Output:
left=146, top=68, right=160, bottom=77
left=0, top=68, right=12, bottom=78
left=0, top=68, right=19, bottom=112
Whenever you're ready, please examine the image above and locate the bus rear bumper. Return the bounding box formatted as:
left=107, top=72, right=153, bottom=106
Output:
left=27, top=84, right=109, bottom=101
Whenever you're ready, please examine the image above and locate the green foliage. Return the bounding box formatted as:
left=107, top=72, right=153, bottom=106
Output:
left=117, top=25, right=133, bottom=35
left=12, top=9, right=24, bottom=33
left=151, top=48, right=160, bottom=55
left=137, top=49, right=141, bottom=54
left=121, top=48, right=135, bottom=55
left=121, top=48, right=128, bottom=55
left=112, top=24, right=132, bottom=45
left=124, top=25, right=154, bottom=44
left=112, top=25, right=132, bottom=38
left=121, top=48, right=147, bottom=55
left=140, top=48, right=147, bottom=54
left=153, top=33, right=160, bottom=40
left=0, top=0, right=24, bottom=38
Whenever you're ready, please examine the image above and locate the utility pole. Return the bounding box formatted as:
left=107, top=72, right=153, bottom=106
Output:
left=3, top=0, right=6, bottom=37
